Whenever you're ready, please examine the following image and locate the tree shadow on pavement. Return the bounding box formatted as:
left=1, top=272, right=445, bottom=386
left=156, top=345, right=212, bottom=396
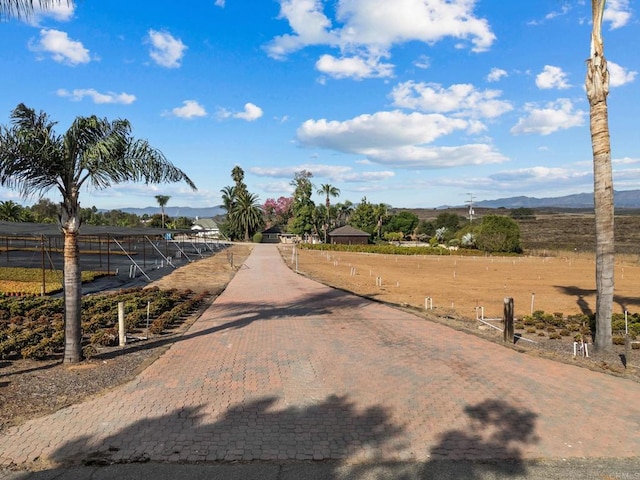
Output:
left=44, top=394, right=406, bottom=471
left=342, top=399, right=538, bottom=480
left=32, top=398, right=539, bottom=480
left=36, top=395, right=404, bottom=479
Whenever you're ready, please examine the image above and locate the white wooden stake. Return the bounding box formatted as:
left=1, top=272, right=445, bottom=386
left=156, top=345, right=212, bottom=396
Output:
left=118, top=301, right=126, bottom=347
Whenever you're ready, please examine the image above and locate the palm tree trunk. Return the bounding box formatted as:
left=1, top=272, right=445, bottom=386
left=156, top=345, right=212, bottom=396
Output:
left=63, top=229, right=83, bottom=363
left=587, top=0, right=614, bottom=352
left=590, top=92, right=614, bottom=352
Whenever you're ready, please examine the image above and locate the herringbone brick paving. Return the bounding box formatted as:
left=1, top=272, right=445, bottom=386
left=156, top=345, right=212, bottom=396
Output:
left=0, top=244, right=639, bottom=468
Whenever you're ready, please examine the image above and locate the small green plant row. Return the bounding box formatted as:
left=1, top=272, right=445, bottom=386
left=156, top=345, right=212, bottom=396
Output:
left=299, top=243, right=487, bottom=257
left=0, top=287, right=209, bottom=360
left=516, top=309, right=640, bottom=343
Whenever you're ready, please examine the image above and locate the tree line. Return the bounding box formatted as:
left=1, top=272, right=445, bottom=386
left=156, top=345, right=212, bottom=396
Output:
left=218, top=167, right=522, bottom=254
left=0, top=198, right=194, bottom=229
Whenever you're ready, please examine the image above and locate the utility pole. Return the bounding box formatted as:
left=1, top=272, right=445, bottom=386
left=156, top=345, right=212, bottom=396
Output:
left=465, top=193, right=475, bottom=224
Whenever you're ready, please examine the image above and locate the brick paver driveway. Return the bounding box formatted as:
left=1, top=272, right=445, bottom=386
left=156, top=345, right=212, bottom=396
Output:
left=1, top=244, right=639, bottom=469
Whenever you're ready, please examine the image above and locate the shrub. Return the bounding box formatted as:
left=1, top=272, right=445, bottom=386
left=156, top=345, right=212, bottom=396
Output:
left=532, top=310, right=546, bottom=320
left=475, top=215, right=522, bottom=253
left=549, top=333, right=561, bottom=340
left=252, top=232, right=263, bottom=243
left=613, top=335, right=626, bottom=345
left=82, top=345, right=98, bottom=359
left=526, top=328, right=536, bottom=334
left=559, top=329, right=571, bottom=337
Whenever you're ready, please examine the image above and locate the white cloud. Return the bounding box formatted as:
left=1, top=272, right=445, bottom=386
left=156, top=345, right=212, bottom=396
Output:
left=56, top=88, right=136, bottom=104
left=265, top=0, right=495, bottom=78
left=488, top=166, right=589, bottom=184
left=413, top=55, right=430, bottom=70
left=608, top=61, right=637, bottom=87
left=487, top=67, right=507, bottom=82
left=31, top=0, right=75, bottom=22
left=298, top=111, right=468, bottom=151
left=215, top=0, right=226, bottom=6
left=435, top=165, right=593, bottom=196
left=316, top=54, right=394, bottom=79
left=334, top=0, right=495, bottom=52
left=390, top=81, right=512, bottom=119
left=250, top=163, right=394, bottom=183
left=265, top=0, right=338, bottom=59
left=604, top=0, right=632, bottom=29
left=30, top=29, right=90, bottom=65
left=296, top=110, right=507, bottom=169
left=510, top=99, right=585, bottom=136
left=167, top=100, right=207, bottom=119
left=218, top=103, right=263, bottom=121
left=147, top=30, right=187, bottom=68
left=535, top=65, right=571, bottom=90
left=364, top=143, right=508, bottom=169
left=528, top=4, right=571, bottom=25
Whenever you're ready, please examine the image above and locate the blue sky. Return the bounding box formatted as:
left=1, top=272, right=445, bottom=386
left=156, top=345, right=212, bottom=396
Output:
left=0, top=0, right=638, bottom=211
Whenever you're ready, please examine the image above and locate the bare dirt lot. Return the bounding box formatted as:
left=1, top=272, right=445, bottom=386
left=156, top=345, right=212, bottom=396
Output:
left=281, top=245, right=640, bottom=379
left=286, top=246, right=640, bottom=319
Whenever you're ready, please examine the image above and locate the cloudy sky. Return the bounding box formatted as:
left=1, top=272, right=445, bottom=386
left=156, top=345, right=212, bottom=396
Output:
left=0, top=0, right=638, bottom=210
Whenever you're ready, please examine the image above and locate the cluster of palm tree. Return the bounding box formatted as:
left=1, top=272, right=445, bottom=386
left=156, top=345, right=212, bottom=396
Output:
left=220, top=166, right=263, bottom=241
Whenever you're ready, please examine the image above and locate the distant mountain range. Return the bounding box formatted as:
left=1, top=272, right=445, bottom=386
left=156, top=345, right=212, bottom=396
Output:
left=112, top=206, right=226, bottom=218
left=458, top=189, right=640, bottom=210
left=106, top=190, right=640, bottom=217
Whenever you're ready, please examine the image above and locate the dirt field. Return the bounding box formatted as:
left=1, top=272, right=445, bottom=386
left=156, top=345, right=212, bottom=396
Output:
left=284, top=246, right=640, bottom=320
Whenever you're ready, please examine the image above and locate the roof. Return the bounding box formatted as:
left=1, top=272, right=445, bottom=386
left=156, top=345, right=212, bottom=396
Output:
left=262, top=225, right=284, bottom=234
left=328, top=225, right=370, bottom=237
left=192, top=218, right=219, bottom=230
left=0, top=220, right=184, bottom=238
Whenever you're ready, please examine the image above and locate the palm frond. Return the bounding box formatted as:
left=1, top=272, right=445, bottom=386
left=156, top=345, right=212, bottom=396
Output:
left=1, top=0, right=71, bottom=20
left=125, top=140, right=197, bottom=190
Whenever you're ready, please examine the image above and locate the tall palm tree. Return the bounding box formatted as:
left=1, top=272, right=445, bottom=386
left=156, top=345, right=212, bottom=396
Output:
left=0, top=103, right=196, bottom=363
left=155, top=194, right=170, bottom=228
left=317, top=183, right=340, bottom=242
left=230, top=190, right=263, bottom=242
left=0, top=0, right=69, bottom=19
left=587, top=0, right=614, bottom=352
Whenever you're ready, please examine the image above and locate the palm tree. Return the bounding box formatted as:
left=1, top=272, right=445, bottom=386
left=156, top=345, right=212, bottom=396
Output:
left=317, top=183, right=340, bottom=242
left=230, top=190, right=263, bottom=242
left=587, top=0, right=614, bottom=352
left=0, top=200, right=24, bottom=221
left=0, top=103, right=196, bottom=363
left=220, top=185, right=236, bottom=214
left=0, top=0, right=68, bottom=19
left=155, top=194, right=170, bottom=228
left=336, top=200, right=354, bottom=226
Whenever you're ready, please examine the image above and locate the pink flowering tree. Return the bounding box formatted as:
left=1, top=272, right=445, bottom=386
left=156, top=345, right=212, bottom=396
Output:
left=263, top=196, right=294, bottom=228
